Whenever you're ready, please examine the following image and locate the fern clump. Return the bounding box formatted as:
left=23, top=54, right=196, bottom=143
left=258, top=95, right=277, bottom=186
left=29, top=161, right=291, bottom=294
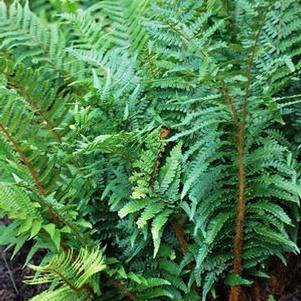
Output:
left=0, top=0, right=300, bottom=301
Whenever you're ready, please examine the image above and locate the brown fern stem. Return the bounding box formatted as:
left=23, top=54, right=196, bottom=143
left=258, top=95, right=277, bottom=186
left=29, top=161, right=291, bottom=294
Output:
left=229, top=121, right=247, bottom=301
left=0, top=123, right=138, bottom=301
left=228, top=6, right=271, bottom=301
left=170, top=218, right=188, bottom=254
left=150, top=128, right=170, bottom=189
left=53, top=269, right=96, bottom=298
left=221, top=83, right=238, bottom=125
left=0, top=123, right=46, bottom=196
left=170, top=217, right=201, bottom=298
left=0, top=122, right=87, bottom=245
left=103, top=274, right=139, bottom=301
left=0, top=122, right=96, bottom=298
left=6, top=77, right=63, bottom=143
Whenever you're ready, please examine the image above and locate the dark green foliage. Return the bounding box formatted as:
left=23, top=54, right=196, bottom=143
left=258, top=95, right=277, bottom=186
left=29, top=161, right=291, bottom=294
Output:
left=0, top=0, right=300, bottom=300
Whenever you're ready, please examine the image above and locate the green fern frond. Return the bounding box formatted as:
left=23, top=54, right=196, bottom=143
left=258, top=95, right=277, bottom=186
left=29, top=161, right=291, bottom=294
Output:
left=26, top=247, right=106, bottom=300
left=86, top=0, right=148, bottom=55
left=0, top=1, right=84, bottom=83
left=0, top=182, right=41, bottom=221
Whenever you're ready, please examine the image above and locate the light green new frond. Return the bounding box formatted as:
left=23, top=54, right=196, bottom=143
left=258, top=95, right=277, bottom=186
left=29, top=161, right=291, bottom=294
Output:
left=136, top=202, right=164, bottom=228
left=151, top=209, right=172, bottom=257
left=29, top=287, right=84, bottom=301
left=118, top=199, right=149, bottom=218
left=158, top=142, right=182, bottom=194
left=116, top=129, right=182, bottom=258
left=130, top=129, right=166, bottom=199
left=27, top=247, right=106, bottom=300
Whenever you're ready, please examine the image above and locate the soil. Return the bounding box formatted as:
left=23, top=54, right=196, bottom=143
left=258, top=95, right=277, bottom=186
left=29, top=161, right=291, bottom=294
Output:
left=256, top=253, right=301, bottom=301
left=0, top=246, right=43, bottom=301
left=0, top=218, right=46, bottom=301
left=269, top=255, right=301, bottom=301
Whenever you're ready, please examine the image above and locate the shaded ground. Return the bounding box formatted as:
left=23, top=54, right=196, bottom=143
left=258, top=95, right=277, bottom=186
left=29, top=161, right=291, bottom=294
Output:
left=0, top=218, right=46, bottom=301
left=267, top=254, right=301, bottom=301
left=0, top=244, right=45, bottom=301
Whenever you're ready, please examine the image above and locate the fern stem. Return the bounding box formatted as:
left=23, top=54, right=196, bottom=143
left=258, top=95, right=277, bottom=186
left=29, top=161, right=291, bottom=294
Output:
left=0, top=123, right=88, bottom=246
left=6, top=77, right=62, bottom=143
left=221, top=82, right=238, bottom=124
left=170, top=217, right=201, bottom=299
left=170, top=218, right=188, bottom=254
left=104, top=274, right=139, bottom=301
left=0, top=123, right=46, bottom=196
left=54, top=269, right=97, bottom=298
left=0, top=105, right=138, bottom=301
left=229, top=6, right=271, bottom=301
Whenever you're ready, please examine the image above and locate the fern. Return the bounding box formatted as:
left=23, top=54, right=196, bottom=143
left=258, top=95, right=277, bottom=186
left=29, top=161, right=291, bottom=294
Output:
left=26, top=248, right=106, bottom=301
left=0, top=2, right=85, bottom=83
left=86, top=0, right=148, bottom=55
left=0, top=1, right=300, bottom=301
